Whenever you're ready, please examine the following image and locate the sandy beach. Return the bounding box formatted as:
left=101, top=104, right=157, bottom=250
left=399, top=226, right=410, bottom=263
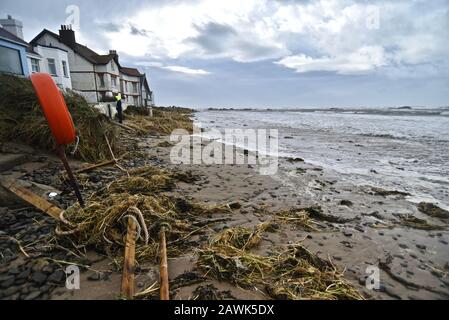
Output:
left=2, top=118, right=448, bottom=300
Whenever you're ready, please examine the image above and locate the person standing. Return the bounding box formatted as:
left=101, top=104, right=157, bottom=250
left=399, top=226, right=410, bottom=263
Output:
left=115, top=93, right=123, bottom=123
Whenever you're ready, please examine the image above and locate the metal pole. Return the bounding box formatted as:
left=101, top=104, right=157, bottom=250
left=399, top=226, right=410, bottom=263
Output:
left=56, top=145, right=85, bottom=208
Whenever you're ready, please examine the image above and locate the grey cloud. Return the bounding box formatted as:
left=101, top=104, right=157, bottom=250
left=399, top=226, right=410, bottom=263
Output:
left=187, top=22, right=287, bottom=62
left=188, top=22, right=237, bottom=54
left=96, top=22, right=123, bottom=33
left=130, top=24, right=149, bottom=37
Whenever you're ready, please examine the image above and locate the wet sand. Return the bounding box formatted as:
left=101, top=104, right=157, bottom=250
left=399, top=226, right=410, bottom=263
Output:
left=1, top=132, right=448, bottom=300
left=133, top=135, right=449, bottom=299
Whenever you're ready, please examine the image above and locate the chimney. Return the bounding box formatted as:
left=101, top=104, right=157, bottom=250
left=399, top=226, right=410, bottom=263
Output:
left=0, top=15, right=24, bottom=39
left=109, top=50, right=117, bottom=55
left=59, top=25, right=76, bottom=47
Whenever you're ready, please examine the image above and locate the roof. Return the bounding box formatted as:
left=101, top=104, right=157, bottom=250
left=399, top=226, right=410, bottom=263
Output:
left=30, top=29, right=60, bottom=45
left=30, top=29, right=117, bottom=65
left=121, top=67, right=142, bottom=77
left=0, top=27, right=41, bottom=56
left=26, top=44, right=40, bottom=56
left=0, top=26, right=28, bottom=47
left=142, top=74, right=151, bottom=93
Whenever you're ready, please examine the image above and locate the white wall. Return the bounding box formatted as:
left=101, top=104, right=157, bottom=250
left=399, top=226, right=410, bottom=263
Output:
left=32, top=45, right=72, bottom=90
left=120, top=73, right=141, bottom=106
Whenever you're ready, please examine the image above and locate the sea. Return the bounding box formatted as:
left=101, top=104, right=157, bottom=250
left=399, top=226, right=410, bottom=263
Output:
left=193, top=107, right=449, bottom=210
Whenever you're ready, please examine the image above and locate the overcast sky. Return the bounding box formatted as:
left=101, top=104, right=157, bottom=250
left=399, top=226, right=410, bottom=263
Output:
left=1, top=0, right=448, bottom=108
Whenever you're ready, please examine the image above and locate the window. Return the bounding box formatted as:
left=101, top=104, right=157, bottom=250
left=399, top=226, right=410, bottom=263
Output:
left=31, top=58, right=40, bottom=73
left=111, top=61, right=115, bottom=71
left=133, top=96, right=138, bottom=106
left=0, top=46, right=24, bottom=75
left=62, top=60, right=68, bottom=77
left=47, top=58, right=57, bottom=75
left=111, top=76, right=117, bottom=87
left=99, top=74, right=105, bottom=87
left=132, top=82, right=138, bottom=93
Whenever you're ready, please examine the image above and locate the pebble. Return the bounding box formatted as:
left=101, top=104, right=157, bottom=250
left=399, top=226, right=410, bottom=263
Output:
left=24, top=291, right=42, bottom=300
left=2, top=286, right=21, bottom=297
left=31, top=272, right=47, bottom=285
left=343, top=229, right=353, bottom=237
left=0, top=276, right=15, bottom=288
left=47, top=270, right=65, bottom=284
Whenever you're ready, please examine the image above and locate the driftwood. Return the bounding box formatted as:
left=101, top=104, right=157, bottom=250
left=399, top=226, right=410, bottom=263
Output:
left=0, top=180, right=62, bottom=220
left=75, top=159, right=117, bottom=174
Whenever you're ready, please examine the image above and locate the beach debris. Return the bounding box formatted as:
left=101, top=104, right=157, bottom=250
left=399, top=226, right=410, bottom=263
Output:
left=157, top=141, right=174, bottom=148
left=159, top=225, right=170, bottom=300
left=120, top=216, right=137, bottom=300
left=193, top=284, right=235, bottom=300
left=339, top=200, right=353, bottom=207
left=197, top=223, right=364, bottom=300
left=0, top=180, right=62, bottom=220
left=398, top=215, right=445, bottom=231
left=53, top=164, right=233, bottom=266
left=275, top=208, right=322, bottom=231
left=417, top=202, right=449, bottom=221
left=370, top=187, right=410, bottom=197
left=286, top=157, right=304, bottom=163
left=0, top=74, right=118, bottom=163
left=75, top=159, right=117, bottom=174
left=274, top=206, right=350, bottom=230
left=124, top=107, right=193, bottom=135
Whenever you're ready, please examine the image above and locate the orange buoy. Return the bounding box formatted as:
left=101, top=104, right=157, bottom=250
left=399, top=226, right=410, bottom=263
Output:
left=30, top=73, right=76, bottom=145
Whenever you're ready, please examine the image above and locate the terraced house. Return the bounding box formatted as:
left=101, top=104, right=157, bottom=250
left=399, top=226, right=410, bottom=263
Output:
left=30, top=25, right=154, bottom=107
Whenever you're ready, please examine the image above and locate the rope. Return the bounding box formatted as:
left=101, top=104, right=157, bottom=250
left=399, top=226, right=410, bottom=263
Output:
left=121, top=214, right=142, bottom=242
left=127, top=206, right=149, bottom=245
left=70, top=136, right=80, bottom=156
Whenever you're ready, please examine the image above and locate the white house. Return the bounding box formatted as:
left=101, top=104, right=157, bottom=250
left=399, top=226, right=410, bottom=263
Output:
left=28, top=45, right=72, bottom=90
left=30, top=25, right=154, bottom=108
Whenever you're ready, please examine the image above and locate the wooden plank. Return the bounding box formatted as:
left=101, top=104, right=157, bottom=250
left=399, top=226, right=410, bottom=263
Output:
left=159, top=227, right=169, bottom=300
left=121, top=216, right=137, bottom=299
left=0, top=180, right=62, bottom=220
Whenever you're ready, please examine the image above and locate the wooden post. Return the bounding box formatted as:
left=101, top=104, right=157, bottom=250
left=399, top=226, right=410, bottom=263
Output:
left=159, top=227, right=169, bottom=300
left=121, top=217, right=137, bottom=299
left=1, top=180, right=62, bottom=220
left=56, top=145, right=85, bottom=208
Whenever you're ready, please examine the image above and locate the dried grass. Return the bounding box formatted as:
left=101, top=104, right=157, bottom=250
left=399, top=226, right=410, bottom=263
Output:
left=197, top=224, right=364, bottom=300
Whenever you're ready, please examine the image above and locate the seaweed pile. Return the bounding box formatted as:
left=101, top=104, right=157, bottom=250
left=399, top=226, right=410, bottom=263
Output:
left=0, top=74, right=117, bottom=162
left=54, top=165, right=233, bottom=266
left=124, top=107, right=194, bottom=135
left=197, top=223, right=363, bottom=300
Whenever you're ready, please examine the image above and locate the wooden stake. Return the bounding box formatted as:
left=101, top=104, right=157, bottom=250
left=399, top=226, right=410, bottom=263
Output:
left=121, top=217, right=137, bottom=300
left=74, top=159, right=116, bottom=174
left=1, top=180, right=62, bottom=220
left=159, top=227, right=169, bottom=300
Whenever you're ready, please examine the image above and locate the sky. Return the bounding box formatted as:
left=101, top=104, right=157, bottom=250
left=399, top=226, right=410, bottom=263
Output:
left=1, top=0, right=448, bottom=108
